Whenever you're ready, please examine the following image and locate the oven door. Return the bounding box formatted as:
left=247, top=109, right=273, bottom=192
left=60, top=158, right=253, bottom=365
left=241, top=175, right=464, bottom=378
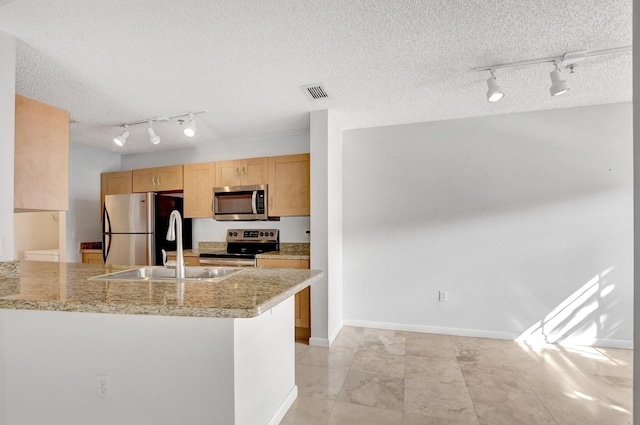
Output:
left=212, top=184, right=268, bottom=221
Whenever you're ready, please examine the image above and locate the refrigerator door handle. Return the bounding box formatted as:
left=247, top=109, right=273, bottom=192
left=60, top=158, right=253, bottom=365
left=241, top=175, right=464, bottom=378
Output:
left=103, top=233, right=111, bottom=263
left=102, top=204, right=111, bottom=263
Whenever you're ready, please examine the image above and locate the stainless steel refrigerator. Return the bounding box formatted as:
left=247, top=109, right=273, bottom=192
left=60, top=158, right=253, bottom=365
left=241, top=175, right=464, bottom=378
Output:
left=102, top=192, right=192, bottom=266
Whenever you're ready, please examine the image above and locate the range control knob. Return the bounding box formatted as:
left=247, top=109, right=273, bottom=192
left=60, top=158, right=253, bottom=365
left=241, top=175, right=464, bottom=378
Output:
left=228, top=232, right=233, bottom=237
left=259, top=232, right=264, bottom=237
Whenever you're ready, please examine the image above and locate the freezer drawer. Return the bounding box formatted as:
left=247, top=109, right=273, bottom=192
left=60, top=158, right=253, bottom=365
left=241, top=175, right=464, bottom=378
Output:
left=104, top=234, right=154, bottom=266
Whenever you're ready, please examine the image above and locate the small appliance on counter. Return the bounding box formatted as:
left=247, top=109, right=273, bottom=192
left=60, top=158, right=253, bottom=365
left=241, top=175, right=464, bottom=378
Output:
left=199, top=229, right=279, bottom=267
left=102, top=193, right=192, bottom=266
left=212, top=184, right=268, bottom=221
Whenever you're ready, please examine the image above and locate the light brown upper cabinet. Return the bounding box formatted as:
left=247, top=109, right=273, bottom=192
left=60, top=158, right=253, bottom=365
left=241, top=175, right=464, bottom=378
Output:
left=215, top=157, right=269, bottom=187
left=14, top=94, right=70, bottom=211
left=100, top=171, right=132, bottom=218
left=132, top=165, right=183, bottom=193
left=183, top=162, right=216, bottom=218
left=268, top=154, right=310, bottom=217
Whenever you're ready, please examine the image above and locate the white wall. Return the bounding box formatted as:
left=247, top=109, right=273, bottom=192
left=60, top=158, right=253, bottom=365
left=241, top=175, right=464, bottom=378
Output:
left=122, top=133, right=311, bottom=244
left=1, top=301, right=295, bottom=425
left=0, top=30, right=16, bottom=425
left=66, top=144, right=121, bottom=262
left=13, top=211, right=59, bottom=260
left=632, top=0, right=639, bottom=420
left=309, top=110, right=344, bottom=346
left=343, top=102, right=633, bottom=348
left=0, top=31, right=15, bottom=262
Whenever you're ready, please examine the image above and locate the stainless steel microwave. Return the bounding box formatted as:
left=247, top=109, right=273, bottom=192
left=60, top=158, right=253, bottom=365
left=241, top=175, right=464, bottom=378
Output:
left=212, top=184, right=268, bottom=221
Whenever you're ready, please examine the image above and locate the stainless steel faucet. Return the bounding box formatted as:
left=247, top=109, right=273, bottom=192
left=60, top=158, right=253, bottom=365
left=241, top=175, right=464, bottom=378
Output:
left=166, top=210, right=185, bottom=279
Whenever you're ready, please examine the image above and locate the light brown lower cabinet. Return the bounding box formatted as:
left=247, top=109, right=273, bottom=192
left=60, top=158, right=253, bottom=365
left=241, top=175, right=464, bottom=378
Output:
left=81, top=252, right=104, bottom=264
left=166, top=255, right=200, bottom=266
left=256, top=258, right=311, bottom=342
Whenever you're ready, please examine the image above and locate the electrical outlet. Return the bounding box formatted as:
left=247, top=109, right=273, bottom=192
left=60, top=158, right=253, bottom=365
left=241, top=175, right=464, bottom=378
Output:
left=97, top=375, right=110, bottom=398
left=304, top=229, right=310, bottom=241
left=439, top=291, right=448, bottom=302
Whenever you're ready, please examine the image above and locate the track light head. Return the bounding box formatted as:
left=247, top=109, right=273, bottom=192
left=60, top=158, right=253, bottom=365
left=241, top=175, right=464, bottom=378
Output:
left=486, top=70, right=504, bottom=103
left=113, top=125, right=129, bottom=146
left=147, top=121, right=161, bottom=145
left=183, top=113, right=196, bottom=137
left=549, top=63, right=570, bottom=96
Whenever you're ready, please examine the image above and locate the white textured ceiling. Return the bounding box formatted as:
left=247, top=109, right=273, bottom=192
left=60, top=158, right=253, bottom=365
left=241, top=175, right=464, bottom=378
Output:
left=0, top=0, right=632, bottom=154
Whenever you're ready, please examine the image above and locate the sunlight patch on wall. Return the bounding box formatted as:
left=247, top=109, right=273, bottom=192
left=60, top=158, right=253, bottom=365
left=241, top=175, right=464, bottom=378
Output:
left=515, top=267, right=615, bottom=347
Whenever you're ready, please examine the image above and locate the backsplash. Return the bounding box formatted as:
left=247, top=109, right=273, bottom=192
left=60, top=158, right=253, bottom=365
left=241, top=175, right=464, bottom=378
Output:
left=0, top=260, right=20, bottom=278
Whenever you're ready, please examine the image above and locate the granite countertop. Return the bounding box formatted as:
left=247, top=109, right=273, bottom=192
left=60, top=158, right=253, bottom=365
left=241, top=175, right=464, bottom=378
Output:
left=255, top=251, right=310, bottom=260
left=0, top=262, right=322, bottom=319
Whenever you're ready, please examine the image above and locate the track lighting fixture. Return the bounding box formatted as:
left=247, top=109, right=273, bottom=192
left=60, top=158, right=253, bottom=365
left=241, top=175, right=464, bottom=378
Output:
left=474, top=46, right=630, bottom=102
left=111, top=110, right=206, bottom=147
left=486, top=69, right=504, bottom=103
left=147, top=121, right=161, bottom=145
left=113, top=125, right=129, bottom=146
left=549, top=62, right=569, bottom=96
left=183, top=113, right=196, bottom=137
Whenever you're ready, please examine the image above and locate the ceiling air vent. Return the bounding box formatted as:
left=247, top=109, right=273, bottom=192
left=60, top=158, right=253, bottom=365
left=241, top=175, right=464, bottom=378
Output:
left=301, top=83, right=329, bottom=100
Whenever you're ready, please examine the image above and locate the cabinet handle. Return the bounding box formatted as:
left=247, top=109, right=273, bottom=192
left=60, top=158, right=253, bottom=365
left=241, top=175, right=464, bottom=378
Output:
left=269, top=197, right=273, bottom=210
left=242, top=166, right=246, bottom=179
left=152, top=175, right=156, bottom=186
left=157, top=174, right=161, bottom=186
left=235, top=167, right=239, bottom=180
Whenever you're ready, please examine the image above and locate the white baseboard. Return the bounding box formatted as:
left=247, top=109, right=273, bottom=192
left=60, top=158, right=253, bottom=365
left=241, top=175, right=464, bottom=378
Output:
left=342, top=319, right=633, bottom=349
left=309, top=337, right=330, bottom=347
left=328, top=320, right=344, bottom=346
left=267, top=385, right=298, bottom=425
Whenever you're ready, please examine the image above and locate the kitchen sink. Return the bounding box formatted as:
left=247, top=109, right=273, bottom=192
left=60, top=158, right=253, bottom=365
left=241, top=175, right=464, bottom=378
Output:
left=89, top=266, right=244, bottom=282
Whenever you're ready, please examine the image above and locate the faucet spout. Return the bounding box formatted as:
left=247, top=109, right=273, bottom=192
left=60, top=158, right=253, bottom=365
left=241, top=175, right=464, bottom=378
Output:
left=166, top=210, right=185, bottom=279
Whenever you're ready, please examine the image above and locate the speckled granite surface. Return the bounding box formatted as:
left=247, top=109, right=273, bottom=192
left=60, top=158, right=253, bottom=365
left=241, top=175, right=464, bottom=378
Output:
left=199, top=242, right=227, bottom=252
left=0, top=262, right=322, bottom=318
left=0, top=261, right=20, bottom=278
left=256, top=243, right=310, bottom=260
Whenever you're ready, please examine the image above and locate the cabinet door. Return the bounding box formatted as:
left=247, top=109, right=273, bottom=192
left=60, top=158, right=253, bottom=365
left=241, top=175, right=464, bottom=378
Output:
left=256, top=258, right=311, bottom=340
left=132, top=165, right=183, bottom=192
left=82, top=253, right=104, bottom=264
left=100, top=171, right=132, bottom=219
left=14, top=95, right=70, bottom=211
left=183, top=162, right=216, bottom=218
left=244, top=157, right=269, bottom=186
left=132, top=168, right=157, bottom=192
left=215, top=160, right=244, bottom=187
left=268, top=154, right=310, bottom=217
left=156, top=165, right=183, bottom=191
left=215, top=157, right=268, bottom=187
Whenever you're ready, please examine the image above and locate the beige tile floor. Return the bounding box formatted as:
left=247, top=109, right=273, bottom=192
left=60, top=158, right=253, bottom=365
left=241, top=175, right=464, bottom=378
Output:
left=281, top=327, right=633, bottom=425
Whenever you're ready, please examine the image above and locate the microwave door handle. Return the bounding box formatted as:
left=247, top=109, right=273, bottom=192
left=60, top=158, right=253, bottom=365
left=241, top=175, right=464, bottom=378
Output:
left=251, top=191, right=257, bottom=214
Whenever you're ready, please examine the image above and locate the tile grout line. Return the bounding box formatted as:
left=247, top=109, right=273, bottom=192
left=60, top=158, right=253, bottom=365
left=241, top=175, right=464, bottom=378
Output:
left=452, top=338, right=482, bottom=425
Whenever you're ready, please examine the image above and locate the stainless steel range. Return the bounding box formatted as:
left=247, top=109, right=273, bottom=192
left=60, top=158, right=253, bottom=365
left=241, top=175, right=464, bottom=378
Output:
left=199, top=229, right=279, bottom=267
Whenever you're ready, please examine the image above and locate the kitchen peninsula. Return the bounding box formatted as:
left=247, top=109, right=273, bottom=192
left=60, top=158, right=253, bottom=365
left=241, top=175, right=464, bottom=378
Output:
left=0, top=261, right=322, bottom=425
